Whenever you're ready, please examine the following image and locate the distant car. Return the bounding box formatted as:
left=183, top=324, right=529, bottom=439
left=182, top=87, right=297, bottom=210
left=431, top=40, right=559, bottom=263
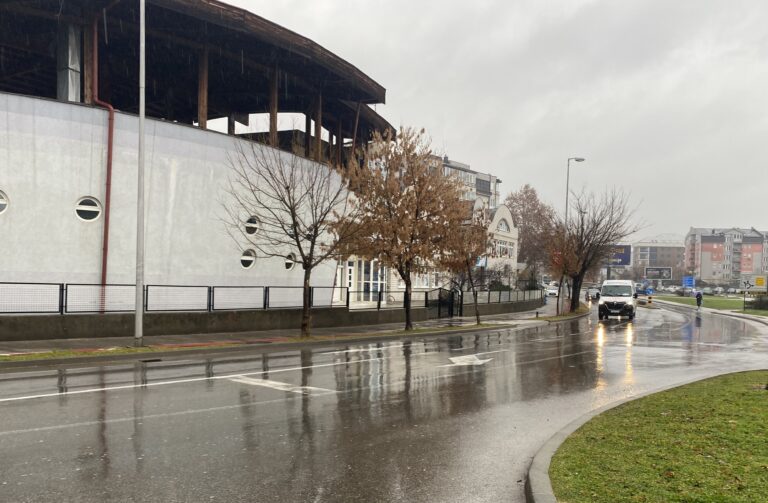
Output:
left=726, top=287, right=736, bottom=294
left=702, top=287, right=714, bottom=295
left=587, top=287, right=600, bottom=299
left=714, top=287, right=725, bottom=295
left=545, top=286, right=559, bottom=296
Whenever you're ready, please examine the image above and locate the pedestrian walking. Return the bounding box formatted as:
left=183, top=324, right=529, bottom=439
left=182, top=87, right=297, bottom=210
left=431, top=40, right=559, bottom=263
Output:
left=695, top=291, right=703, bottom=310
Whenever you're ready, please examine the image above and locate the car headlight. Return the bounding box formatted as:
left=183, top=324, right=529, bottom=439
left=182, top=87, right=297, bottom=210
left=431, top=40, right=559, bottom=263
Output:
left=598, top=299, right=604, bottom=305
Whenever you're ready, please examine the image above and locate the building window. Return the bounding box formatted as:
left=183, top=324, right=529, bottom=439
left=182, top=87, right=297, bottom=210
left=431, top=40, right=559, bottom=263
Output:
left=0, top=190, right=7, bottom=214
left=497, top=219, right=510, bottom=232
left=285, top=253, right=296, bottom=270
left=75, top=197, right=101, bottom=221
left=245, top=216, right=259, bottom=235
left=240, top=250, right=256, bottom=269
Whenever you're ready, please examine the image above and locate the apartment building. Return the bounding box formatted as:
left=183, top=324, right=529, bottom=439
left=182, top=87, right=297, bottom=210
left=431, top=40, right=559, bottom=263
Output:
left=684, top=228, right=768, bottom=283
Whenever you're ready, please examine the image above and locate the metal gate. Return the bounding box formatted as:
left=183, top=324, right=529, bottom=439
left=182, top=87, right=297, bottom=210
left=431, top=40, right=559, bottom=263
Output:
left=426, top=288, right=458, bottom=319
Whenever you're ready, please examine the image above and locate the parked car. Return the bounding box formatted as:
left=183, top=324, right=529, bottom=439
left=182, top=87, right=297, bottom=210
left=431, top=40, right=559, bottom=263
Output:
left=545, top=286, right=559, bottom=297
left=587, top=287, right=601, bottom=299
left=713, top=287, right=725, bottom=295
left=702, top=287, right=714, bottom=295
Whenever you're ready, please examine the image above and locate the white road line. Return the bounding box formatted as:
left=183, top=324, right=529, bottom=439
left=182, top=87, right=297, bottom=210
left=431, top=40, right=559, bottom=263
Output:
left=228, top=376, right=335, bottom=396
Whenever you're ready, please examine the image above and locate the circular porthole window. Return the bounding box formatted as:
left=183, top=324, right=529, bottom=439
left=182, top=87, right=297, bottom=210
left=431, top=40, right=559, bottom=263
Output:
left=0, top=190, right=8, bottom=214
left=284, top=253, right=296, bottom=270
left=240, top=249, right=256, bottom=269
left=245, top=216, right=259, bottom=235
left=75, top=197, right=102, bottom=221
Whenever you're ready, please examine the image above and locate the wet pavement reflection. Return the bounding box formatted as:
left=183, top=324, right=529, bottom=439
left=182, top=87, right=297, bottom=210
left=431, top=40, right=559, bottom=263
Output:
left=0, top=306, right=765, bottom=502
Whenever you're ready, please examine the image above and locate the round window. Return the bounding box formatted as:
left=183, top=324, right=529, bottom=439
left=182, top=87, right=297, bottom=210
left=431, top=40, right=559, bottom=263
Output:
left=245, top=216, right=259, bottom=235
left=75, top=197, right=102, bottom=221
left=240, top=249, right=256, bottom=269
left=0, top=190, right=8, bottom=214
left=284, top=253, right=296, bottom=270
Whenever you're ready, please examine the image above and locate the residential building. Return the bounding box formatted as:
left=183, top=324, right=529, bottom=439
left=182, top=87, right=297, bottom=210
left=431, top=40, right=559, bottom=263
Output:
left=631, top=235, right=685, bottom=281
left=684, top=227, right=768, bottom=284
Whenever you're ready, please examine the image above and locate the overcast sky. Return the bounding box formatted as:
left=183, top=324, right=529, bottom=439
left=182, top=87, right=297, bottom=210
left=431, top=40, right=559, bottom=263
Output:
left=231, top=0, right=768, bottom=241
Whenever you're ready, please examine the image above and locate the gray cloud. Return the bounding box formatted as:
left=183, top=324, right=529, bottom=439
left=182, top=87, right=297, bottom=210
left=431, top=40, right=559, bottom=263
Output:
left=231, top=0, right=768, bottom=238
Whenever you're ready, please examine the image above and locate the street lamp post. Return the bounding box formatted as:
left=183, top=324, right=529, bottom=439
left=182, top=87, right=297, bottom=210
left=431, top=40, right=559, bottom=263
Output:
left=559, top=156, right=585, bottom=314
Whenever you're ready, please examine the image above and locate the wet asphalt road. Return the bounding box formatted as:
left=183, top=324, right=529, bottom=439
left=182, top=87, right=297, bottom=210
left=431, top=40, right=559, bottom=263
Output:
left=0, top=305, right=766, bottom=503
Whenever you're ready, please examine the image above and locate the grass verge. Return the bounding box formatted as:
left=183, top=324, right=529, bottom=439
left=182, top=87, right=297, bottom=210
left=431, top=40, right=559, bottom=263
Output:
left=550, top=370, right=768, bottom=503
left=654, top=295, right=768, bottom=317
left=0, top=323, right=509, bottom=363
left=539, top=304, right=590, bottom=322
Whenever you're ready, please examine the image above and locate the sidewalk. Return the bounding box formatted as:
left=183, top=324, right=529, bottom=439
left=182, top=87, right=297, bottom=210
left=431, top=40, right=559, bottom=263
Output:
left=0, top=301, right=559, bottom=358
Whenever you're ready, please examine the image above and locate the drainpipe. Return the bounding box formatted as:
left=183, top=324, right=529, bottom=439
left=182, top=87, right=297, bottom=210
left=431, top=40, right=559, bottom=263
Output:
left=92, top=14, right=115, bottom=289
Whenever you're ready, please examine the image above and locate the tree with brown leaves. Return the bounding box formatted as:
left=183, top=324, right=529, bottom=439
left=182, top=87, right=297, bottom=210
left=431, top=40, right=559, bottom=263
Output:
left=504, top=184, right=557, bottom=286
left=343, top=128, right=467, bottom=330
left=439, top=202, right=492, bottom=325
left=225, top=141, right=360, bottom=338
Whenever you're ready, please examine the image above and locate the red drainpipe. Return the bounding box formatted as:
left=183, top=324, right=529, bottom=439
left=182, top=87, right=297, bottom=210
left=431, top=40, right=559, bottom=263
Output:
left=92, top=15, right=115, bottom=288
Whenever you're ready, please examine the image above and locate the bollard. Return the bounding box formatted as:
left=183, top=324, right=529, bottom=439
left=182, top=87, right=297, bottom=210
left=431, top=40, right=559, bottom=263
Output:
left=648, top=295, right=652, bottom=305
left=536, top=311, right=539, bottom=318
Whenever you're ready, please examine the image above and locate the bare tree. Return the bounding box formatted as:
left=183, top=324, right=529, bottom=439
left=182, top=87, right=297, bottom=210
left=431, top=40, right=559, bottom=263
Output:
left=440, top=202, right=491, bottom=325
left=342, top=127, right=467, bottom=330
left=549, top=189, right=640, bottom=313
left=504, top=184, right=557, bottom=286
left=224, top=141, right=360, bottom=338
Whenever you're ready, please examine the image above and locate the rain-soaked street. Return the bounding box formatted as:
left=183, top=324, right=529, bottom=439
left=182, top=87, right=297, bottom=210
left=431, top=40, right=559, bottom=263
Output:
left=0, top=305, right=766, bottom=503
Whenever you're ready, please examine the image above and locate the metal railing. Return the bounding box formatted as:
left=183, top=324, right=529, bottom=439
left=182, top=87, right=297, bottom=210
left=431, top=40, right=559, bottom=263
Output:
left=0, top=281, right=540, bottom=315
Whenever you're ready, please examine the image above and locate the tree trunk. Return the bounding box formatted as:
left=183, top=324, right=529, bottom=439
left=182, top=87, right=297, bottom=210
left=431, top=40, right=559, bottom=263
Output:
left=466, top=262, right=480, bottom=325
left=300, top=268, right=312, bottom=338
left=403, top=276, right=413, bottom=331
left=570, top=274, right=584, bottom=313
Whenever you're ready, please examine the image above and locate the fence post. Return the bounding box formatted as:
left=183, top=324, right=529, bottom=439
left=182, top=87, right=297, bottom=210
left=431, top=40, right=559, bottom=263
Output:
left=424, top=291, right=429, bottom=308
left=377, top=290, right=382, bottom=310
left=143, top=285, right=148, bottom=312
left=59, top=284, right=65, bottom=314
left=488, top=290, right=491, bottom=304
left=264, top=286, right=270, bottom=310
left=345, top=287, right=350, bottom=309
left=207, top=287, right=213, bottom=312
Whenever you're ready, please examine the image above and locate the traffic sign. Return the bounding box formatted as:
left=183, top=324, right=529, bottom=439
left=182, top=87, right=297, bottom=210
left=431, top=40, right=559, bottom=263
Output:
left=682, top=276, right=695, bottom=288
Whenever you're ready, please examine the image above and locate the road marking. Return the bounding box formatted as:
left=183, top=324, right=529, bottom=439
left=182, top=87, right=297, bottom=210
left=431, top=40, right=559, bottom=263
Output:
left=228, top=376, right=335, bottom=396
left=442, top=355, right=493, bottom=366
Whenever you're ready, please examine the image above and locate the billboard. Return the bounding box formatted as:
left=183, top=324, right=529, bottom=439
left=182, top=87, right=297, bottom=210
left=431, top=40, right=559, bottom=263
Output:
left=608, top=245, right=631, bottom=266
left=645, top=267, right=672, bottom=280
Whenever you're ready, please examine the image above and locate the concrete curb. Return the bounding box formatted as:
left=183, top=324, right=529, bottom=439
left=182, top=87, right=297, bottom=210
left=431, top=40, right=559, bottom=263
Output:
left=524, top=304, right=768, bottom=503
left=0, top=319, right=555, bottom=372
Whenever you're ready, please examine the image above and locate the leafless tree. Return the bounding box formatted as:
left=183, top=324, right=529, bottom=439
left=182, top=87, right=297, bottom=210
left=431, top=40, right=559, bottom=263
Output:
left=224, top=140, right=360, bottom=338
left=549, top=189, right=640, bottom=313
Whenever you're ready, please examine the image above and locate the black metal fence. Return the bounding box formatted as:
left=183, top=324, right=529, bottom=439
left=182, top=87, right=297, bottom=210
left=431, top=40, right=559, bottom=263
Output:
left=0, top=282, right=541, bottom=315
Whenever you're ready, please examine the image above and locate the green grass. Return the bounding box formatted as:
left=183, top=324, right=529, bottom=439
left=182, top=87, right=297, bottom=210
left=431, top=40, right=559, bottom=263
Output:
left=539, top=304, right=590, bottom=322
left=550, top=371, right=768, bottom=503
left=654, top=295, right=768, bottom=317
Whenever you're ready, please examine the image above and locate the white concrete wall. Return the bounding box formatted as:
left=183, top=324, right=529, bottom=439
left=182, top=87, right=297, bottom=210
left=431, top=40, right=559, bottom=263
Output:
left=0, top=93, right=336, bottom=290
